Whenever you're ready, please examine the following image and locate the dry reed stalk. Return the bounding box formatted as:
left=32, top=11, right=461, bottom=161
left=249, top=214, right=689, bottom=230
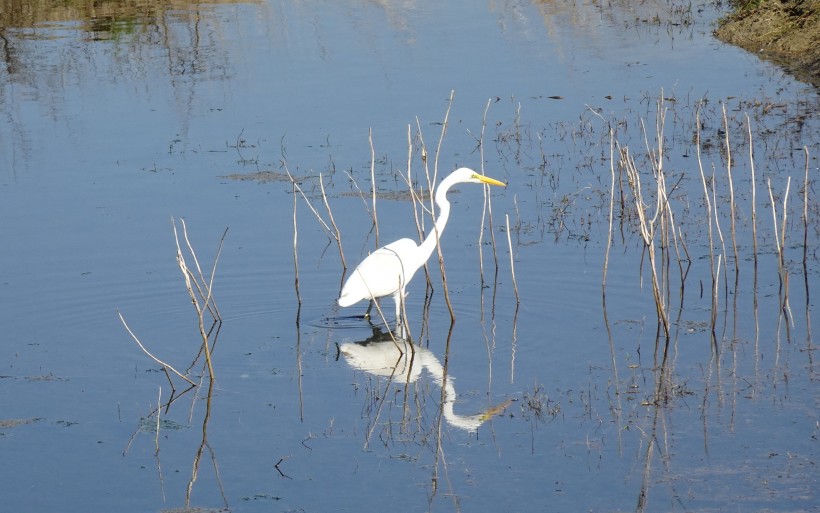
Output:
left=410, top=117, right=436, bottom=312
left=285, top=168, right=333, bottom=236
left=619, top=143, right=670, bottom=338
left=767, top=177, right=791, bottom=274
left=432, top=90, right=456, bottom=185
left=172, top=218, right=223, bottom=380
left=642, top=105, right=671, bottom=316
left=292, top=181, right=302, bottom=305
left=400, top=122, right=430, bottom=336
left=695, top=109, right=717, bottom=289
left=643, top=103, right=673, bottom=321
left=505, top=213, right=520, bottom=304
left=712, top=253, right=722, bottom=335
left=342, top=168, right=374, bottom=218
left=601, top=124, right=623, bottom=397
left=746, top=115, right=759, bottom=267
left=711, top=169, right=729, bottom=309
left=405, top=123, right=426, bottom=253
left=803, top=146, right=810, bottom=282
left=642, top=100, right=687, bottom=317
left=176, top=219, right=226, bottom=323
left=481, top=98, right=511, bottom=272
left=428, top=93, right=457, bottom=322
left=768, top=177, right=794, bottom=330
left=619, top=95, right=680, bottom=340
left=802, top=146, right=812, bottom=353
left=370, top=127, right=379, bottom=248
left=319, top=172, right=346, bottom=270
left=722, top=104, right=740, bottom=275
left=409, top=122, right=440, bottom=340
left=286, top=167, right=348, bottom=274
left=478, top=97, right=493, bottom=283
left=118, top=311, right=196, bottom=387
left=155, top=386, right=162, bottom=455
left=485, top=180, right=499, bottom=271
left=780, top=178, right=791, bottom=259
left=603, top=127, right=616, bottom=292
left=744, top=114, right=761, bottom=372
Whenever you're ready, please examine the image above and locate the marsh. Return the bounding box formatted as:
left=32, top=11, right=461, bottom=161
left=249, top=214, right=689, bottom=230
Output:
left=0, top=1, right=817, bottom=512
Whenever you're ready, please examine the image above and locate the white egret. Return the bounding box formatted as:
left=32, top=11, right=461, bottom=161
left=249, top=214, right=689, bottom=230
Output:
left=337, top=167, right=505, bottom=326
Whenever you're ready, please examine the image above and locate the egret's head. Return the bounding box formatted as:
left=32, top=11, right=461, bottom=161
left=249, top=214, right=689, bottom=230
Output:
left=452, top=167, right=506, bottom=187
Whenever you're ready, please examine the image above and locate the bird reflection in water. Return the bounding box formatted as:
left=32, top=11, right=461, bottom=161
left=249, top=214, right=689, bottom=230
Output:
left=338, top=327, right=510, bottom=433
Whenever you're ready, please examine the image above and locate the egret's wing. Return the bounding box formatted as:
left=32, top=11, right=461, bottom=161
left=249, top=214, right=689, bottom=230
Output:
left=338, top=239, right=418, bottom=306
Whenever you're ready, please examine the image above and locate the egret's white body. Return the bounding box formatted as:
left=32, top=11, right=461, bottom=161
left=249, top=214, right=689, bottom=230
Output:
left=337, top=167, right=505, bottom=325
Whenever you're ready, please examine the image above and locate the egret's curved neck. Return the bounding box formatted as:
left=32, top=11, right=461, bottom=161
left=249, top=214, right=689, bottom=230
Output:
left=417, top=173, right=457, bottom=266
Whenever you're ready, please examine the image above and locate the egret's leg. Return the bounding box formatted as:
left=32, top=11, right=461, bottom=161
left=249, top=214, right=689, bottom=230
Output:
left=364, top=299, right=374, bottom=320
left=393, top=292, right=402, bottom=326
left=393, top=292, right=405, bottom=339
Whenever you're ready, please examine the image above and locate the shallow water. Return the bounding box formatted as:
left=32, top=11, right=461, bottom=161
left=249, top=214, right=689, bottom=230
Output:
left=0, top=1, right=818, bottom=512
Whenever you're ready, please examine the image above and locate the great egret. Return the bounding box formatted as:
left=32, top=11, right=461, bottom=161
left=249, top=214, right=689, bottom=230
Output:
left=337, top=167, right=505, bottom=326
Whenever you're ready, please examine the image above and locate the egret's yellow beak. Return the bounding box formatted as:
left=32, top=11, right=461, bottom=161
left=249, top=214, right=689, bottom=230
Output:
left=475, top=174, right=506, bottom=187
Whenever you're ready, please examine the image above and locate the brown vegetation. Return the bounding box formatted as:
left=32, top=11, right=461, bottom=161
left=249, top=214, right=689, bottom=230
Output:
left=715, top=0, right=820, bottom=86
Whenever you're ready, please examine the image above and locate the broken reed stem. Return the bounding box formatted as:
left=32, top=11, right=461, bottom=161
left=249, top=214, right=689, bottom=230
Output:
left=505, top=214, right=520, bottom=303
left=768, top=176, right=794, bottom=327
left=370, top=128, right=379, bottom=248
left=176, top=218, right=225, bottom=323
left=287, top=166, right=348, bottom=275
left=711, top=168, right=729, bottom=307
left=406, top=123, right=426, bottom=248
left=319, top=172, right=347, bottom=270
left=696, top=107, right=718, bottom=296
left=722, top=104, right=740, bottom=275
left=155, top=386, right=162, bottom=455
left=603, top=127, right=615, bottom=292
left=118, top=310, right=196, bottom=387
left=430, top=93, right=457, bottom=323
left=433, top=90, right=456, bottom=186
left=767, top=177, right=791, bottom=273
left=120, top=219, right=224, bottom=388
left=712, top=253, right=722, bottom=333
left=619, top=143, right=670, bottom=337
left=174, top=219, right=219, bottom=379
left=747, top=114, right=759, bottom=268
left=411, top=117, right=435, bottom=301
left=803, top=146, right=810, bottom=301
left=478, top=97, right=493, bottom=282
left=172, top=219, right=216, bottom=380
left=401, top=123, right=428, bottom=338
left=780, top=177, right=791, bottom=258
left=284, top=168, right=333, bottom=237
left=629, top=96, right=675, bottom=340
left=292, top=181, right=302, bottom=305
left=342, top=168, right=373, bottom=218
left=486, top=177, right=499, bottom=271
left=196, top=224, right=227, bottom=324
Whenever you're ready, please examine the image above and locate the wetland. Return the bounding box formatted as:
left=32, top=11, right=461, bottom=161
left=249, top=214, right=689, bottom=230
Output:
left=0, top=1, right=817, bottom=512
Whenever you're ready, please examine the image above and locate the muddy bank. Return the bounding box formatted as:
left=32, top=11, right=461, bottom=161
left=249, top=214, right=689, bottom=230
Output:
left=715, top=0, right=820, bottom=87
